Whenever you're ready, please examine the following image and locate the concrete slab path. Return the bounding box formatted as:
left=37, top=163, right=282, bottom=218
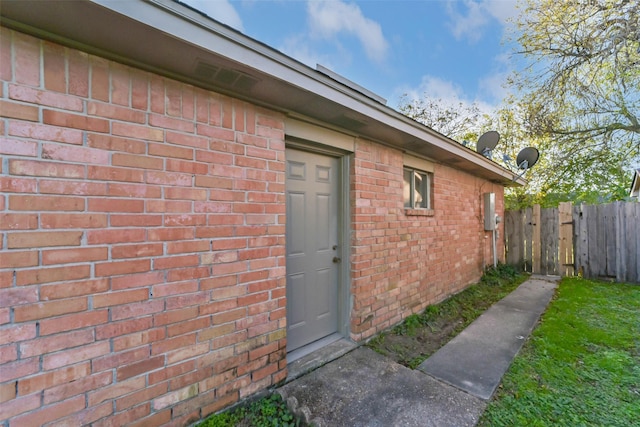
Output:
left=279, top=276, right=559, bottom=426
left=280, top=346, right=486, bottom=427
left=418, top=277, right=558, bottom=400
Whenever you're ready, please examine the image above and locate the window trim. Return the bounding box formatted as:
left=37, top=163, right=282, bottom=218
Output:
left=402, top=165, right=434, bottom=216
left=403, top=166, right=434, bottom=215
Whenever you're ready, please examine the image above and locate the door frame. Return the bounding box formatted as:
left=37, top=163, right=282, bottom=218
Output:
left=284, top=138, right=352, bottom=351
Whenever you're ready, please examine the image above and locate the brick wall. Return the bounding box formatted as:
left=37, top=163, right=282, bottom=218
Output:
left=350, top=140, right=504, bottom=340
left=0, top=29, right=287, bottom=426
left=0, top=27, right=506, bottom=427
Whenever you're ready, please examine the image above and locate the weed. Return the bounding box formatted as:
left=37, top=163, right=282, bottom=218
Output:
left=197, top=393, right=299, bottom=427
left=392, top=313, right=422, bottom=336
left=480, top=263, right=519, bottom=286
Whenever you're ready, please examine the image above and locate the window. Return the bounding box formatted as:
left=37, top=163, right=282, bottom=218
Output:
left=403, top=167, right=432, bottom=209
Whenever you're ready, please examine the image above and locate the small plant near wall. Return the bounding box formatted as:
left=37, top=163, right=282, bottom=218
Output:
left=480, top=263, right=519, bottom=286
left=197, top=393, right=300, bottom=427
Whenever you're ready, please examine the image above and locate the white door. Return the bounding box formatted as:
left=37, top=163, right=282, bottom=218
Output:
left=285, top=148, right=340, bottom=352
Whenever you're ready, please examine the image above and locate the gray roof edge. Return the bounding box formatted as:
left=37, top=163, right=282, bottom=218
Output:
left=2, top=0, right=524, bottom=186
left=141, top=0, right=392, bottom=108
left=143, top=0, right=524, bottom=185
left=315, top=64, right=388, bottom=105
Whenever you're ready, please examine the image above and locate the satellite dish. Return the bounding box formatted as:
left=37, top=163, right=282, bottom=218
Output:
left=477, top=131, right=500, bottom=158
left=516, top=147, right=539, bottom=170
left=511, top=146, right=540, bottom=181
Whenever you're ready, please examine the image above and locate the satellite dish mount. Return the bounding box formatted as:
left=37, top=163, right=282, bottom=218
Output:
left=512, top=147, right=539, bottom=181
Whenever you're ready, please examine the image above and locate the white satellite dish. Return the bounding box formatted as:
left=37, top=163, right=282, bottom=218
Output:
left=477, top=131, right=500, bottom=158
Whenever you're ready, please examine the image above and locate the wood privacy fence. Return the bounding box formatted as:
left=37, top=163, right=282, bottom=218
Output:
left=505, top=202, right=640, bottom=283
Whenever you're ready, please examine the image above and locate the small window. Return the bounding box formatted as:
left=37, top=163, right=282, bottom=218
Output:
left=403, top=167, right=432, bottom=209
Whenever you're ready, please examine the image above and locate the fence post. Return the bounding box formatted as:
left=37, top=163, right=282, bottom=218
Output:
left=532, top=204, right=541, bottom=274
left=573, top=204, right=587, bottom=277
left=524, top=207, right=533, bottom=272
left=558, top=202, right=574, bottom=277
left=539, top=207, right=559, bottom=275
left=616, top=202, right=625, bottom=282
left=625, top=202, right=640, bottom=283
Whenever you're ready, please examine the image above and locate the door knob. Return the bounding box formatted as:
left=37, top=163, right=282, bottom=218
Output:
left=332, top=257, right=341, bottom=263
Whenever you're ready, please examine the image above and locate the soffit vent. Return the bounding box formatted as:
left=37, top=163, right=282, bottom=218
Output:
left=194, top=60, right=259, bottom=92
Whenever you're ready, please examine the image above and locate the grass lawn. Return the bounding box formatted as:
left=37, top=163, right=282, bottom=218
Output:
left=479, top=277, right=640, bottom=427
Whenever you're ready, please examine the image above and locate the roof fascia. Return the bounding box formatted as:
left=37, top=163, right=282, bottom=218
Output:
left=1, top=0, right=526, bottom=186
left=130, top=1, right=527, bottom=185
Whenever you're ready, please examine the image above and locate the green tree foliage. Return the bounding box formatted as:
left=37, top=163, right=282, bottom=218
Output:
left=397, top=94, right=484, bottom=143
left=398, top=0, right=638, bottom=208
left=507, top=0, right=639, bottom=205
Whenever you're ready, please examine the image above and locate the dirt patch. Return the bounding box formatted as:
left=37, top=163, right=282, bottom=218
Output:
left=367, top=266, right=528, bottom=369
left=367, top=314, right=466, bottom=369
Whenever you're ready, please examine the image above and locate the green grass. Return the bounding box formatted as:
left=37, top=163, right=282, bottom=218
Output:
left=479, top=277, right=640, bottom=427
left=197, top=393, right=299, bottom=427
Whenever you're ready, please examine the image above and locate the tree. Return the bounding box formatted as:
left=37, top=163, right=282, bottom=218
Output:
left=398, top=0, right=640, bottom=208
left=397, top=94, right=484, bottom=143
left=507, top=0, right=639, bottom=202
left=397, top=89, right=634, bottom=209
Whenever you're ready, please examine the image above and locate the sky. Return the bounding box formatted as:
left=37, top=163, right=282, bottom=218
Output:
left=181, top=0, right=522, bottom=113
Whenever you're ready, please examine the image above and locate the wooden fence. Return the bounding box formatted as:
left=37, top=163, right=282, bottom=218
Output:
left=505, top=202, right=640, bottom=283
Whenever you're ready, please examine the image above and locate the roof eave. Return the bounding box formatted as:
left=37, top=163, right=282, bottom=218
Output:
left=0, top=0, right=525, bottom=186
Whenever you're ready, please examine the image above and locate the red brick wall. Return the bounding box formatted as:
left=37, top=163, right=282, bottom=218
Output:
left=0, top=28, right=506, bottom=426
left=350, top=140, right=504, bottom=340
left=0, top=29, right=287, bottom=427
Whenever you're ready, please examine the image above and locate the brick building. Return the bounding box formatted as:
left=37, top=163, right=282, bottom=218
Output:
left=0, top=1, right=523, bottom=426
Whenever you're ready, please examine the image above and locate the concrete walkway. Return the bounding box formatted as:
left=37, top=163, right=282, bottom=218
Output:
left=279, top=276, right=559, bottom=426
left=418, top=277, right=558, bottom=400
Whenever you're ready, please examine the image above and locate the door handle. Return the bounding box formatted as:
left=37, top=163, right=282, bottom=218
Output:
left=332, top=257, right=341, bottom=264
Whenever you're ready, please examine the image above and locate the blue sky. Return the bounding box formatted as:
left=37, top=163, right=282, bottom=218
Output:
left=181, top=0, right=521, bottom=112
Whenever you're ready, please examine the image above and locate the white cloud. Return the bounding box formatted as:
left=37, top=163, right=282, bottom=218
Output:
left=182, top=0, right=244, bottom=32
left=478, top=71, right=510, bottom=103
left=279, top=34, right=338, bottom=69
left=307, top=0, right=389, bottom=63
left=412, top=76, right=466, bottom=103
left=483, top=0, right=520, bottom=23
left=394, top=75, right=495, bottom=116
left=445, top=0, right=519, bottom=43
left=478, top=53, right=513, bottom=103
left=445, top=1, right=489, bottom=43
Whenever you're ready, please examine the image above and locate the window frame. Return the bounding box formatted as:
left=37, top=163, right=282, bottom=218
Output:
left=402, top=153, right=435, bottom=216
left=402, top=166, right=433, bottom=210
left=403, top=166, right=433, bottom=211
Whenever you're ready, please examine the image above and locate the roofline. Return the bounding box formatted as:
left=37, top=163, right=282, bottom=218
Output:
left=147, top=0, right=524, bottom=184
left=0, top=0, right=526, bottom=186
